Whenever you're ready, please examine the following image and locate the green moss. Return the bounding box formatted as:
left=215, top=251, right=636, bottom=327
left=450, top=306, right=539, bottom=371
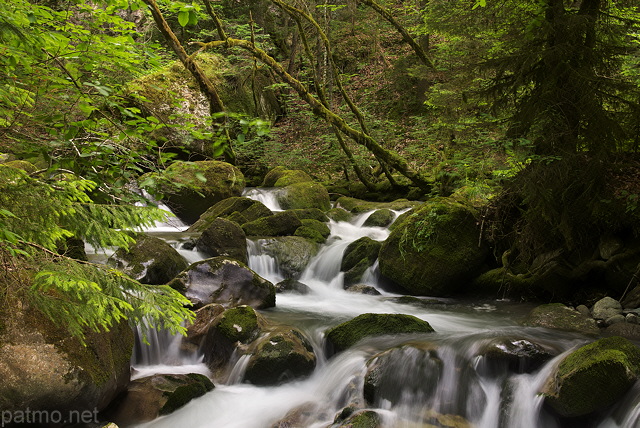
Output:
left=325, top=313, right=435, bottom=354
left=217, top=306, right=261, bottom=343
left=159, top=374, right=214, bottom=415
left=277, top=182, right=331, bottom=211
left=337, top=410, right=381, bottom=428
left=294, top=226, right=325, bottom=243
left=262, top=167, right=313, bottom=187
left=290, top=208, right=330, bottom=222
left=242, top=211, right=302, bottom=236
left=327, top=207, right=353, bottom=222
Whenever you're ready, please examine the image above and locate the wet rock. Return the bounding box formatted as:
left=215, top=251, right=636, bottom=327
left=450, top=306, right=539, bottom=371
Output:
left=154, top=160, right=245, bottom=224
left=378, top=198, right=487, bottom=296
left=107, top=373, right=214, bottom=425
left=289, top=208, right=329, bottom=222
left=276, top=278, right=312, bottom=294
left=325, top=313, right=435, bottom=354
left=327, top=207, right=353, bottom=222
left=242, top=211, right=302, bottom=237
left=244, top=328, right=317, bottom=385
left=363, top=209, right=395, bottom=227
left=592, top=296, right=623, bottom=320
left=277, top=182, right=331, bottom=211
left=363, top=344, right=442, bottom=406
left=261, top=236, right=318, bottom=279
left=604, top=323, right=640, bottom=340
left=169, top=257, right=275, bottom=309
left=195, top=217, right=248, bottom=263
left=262, top=166, right=313, bottom=187
left=270, top=402, right=321, bottom=428
left=541, top=336, right=640, bottom=418
left=335, top=196, right=418, bottom=213
left=522, top=303, right=600, bottom=335
left=294, top=218, right=330, bottom=243
left=345, top=284, right=381, bottom=295
left=626, top=313, right=639, bottom=324
left=475, top=337, right=558, bottom=375
left=575, top=304, right=591, bottom=317
left=108, top=233, right=188, bottom=285
left=185, top=303, right=225, bottom=346
left=188, top=196, right=272, bottom=233
left=341, top=237, right=382, bottom=287
left=605, top=314, right=626, bottom=326
left=334, top=409, right=381, bottom=428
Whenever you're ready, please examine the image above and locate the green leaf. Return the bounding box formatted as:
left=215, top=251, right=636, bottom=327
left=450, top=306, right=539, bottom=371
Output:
left=178, top=10, right=189, bottom=27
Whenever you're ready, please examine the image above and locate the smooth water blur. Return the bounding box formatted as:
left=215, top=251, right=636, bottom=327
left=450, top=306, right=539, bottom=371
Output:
left=131, top=189, right=640, bottom=428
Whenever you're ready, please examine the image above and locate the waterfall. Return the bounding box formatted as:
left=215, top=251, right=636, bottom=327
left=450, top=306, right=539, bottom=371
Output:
left=243, top=187, right=283, bottom=211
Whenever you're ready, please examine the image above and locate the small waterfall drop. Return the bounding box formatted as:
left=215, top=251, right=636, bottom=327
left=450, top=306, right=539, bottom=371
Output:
left=243, top=187, right=283, bottom=211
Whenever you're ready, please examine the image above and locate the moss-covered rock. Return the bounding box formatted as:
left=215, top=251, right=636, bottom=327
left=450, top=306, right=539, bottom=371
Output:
left=244, top=328, right=317, bottom=385
left=275, top=278, right=312, bottom=294
left=188, top=196, right=272, bottom=233
left=541, top=336, right=640, bottom=417
left=378, top=198, right=488, bottom=296
left=277, top=182, right=331, bottom=211
left=334, top=410, right=382, bottom=428
left=261, top=236, right=319, bottom=279
left=474, top=337, right=559, bottom=375
left=295, top=219, right=331, bottom=243
left=242, top=210, right=302, bottom=237
left=363, top=209, right=395, bottom=227
left=327, top=207, right=354, bottom=222
left=169, top=257, right=275, bottom=309
left=153, top=160, right=245, bottom=224
left=335, top=196, right=419, bottom=213
left=523, top=303, right=600, bottom=335
left=196, top=217, right=248, bottom=263
left=107, top=373, right=214, bottom=425
left=262, top=166, right=313, bottom=187
left=325, top=313, right=435, bottom=354
left=341, top=237, right=382, bottom=287
left=108, top=233, right=188, bottom=285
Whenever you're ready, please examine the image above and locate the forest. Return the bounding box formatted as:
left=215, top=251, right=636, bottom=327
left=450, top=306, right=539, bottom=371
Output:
left=1, top=0, right=640, bottom=426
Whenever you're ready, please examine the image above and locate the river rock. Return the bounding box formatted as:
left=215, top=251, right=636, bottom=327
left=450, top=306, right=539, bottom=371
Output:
left=168, top=257, right=275, bottom=309
left=277, top=182, right=332, bottom=211
left=363, top=209, right=395, bottom=227
left=188, top=196, right=273, bottom=233
left=325, top=313, right=435, bottom=354
left=341, top=237, right=382, bottom=287
left=541, top=336, right=640, bottom=418
left=107, top=373, right=214, bottom=425
left=0, top=310, right=133, bottom=414
left=290, top=208, right=330, bottom=222
left=604, top=323, right=640, bottom=340
left=262, top=166, right=313, bottom=187
left=334, top=409, right=382, bottom=428
left=363, top=344, right=442, bottom=406
left=522, top=303, right=600, bottom=335
left=276, top=278, right=312, bottom=294
left=108, top=233, right=188, bottom=285
left=592, top=296, right=623, bottom=320
left=474, top=337, right=558, bottom=375
left=195, top=217, right=248, bottom=263
left=294, top=218, right=331, bottom=244
left=261, top=236, right=319, bottom=279
left=244, top=328, right=317, bottom=385
left=270, top=402, right=321, bottom=428
left=185, top=303, right=226, bottom=346
left=155, top=160, right=245, bottom=224
left=242, top=210, right=302, bottom=237
left=378, top=198, right=487, bottom=296
left=335, top=196, right=419, bottom=213
left=345, top=284, right=381, bottom=295
left=327, top=207, right=353, bottom=222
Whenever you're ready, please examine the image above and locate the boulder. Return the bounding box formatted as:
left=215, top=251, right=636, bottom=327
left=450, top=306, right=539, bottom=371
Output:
left=378, top=198, right=487, bottom=296
left=107, top=373, right=214, bottom=425
left=261, top=236, right=319, bottom=279
left=604, top=323, right=640, bottom=341
left=108, top=233, right=188, bottom=285
left=244, top=328, right=317, bottom=385
left=195, top=217, right=248, bottom=264
left=294, top=219, right=331, bottom=243
left=335, top=196, right=418, bottom=213
left=345, top=284, right=381, bottom=295
left=541, top=336, right=640, bottom=418
left=168, top=257, right=275, bottom=309
left=327, top=207, right=353, bottom=222
left=334, top=410, right=381, bottom=428
left=185, top=303, right=226, bottom=346
left=276, top=182, right=331, bottom=211
left=341, top=237, right=382, bottom=287
left=474, top=337, right=558, bottom=375
left=275, top=278, right=312, bottom=294
left=289, top=208, right=329, bottom=222
left=363, top=344, right=442, bottom=406
left=325, top=313, right=435, bottom=354
left=155, top=160, right=245, bottom=224
left=0, top=311, right=133, bottom=414
left=242, top=211, right=302, bottom=237
left=363, top=209, right=395, bottom=227
left=522, top=303, right=600, bottom=335
left=262, top=166, right=313, bottom=187
left=188, top=196, right=272, bottom=233
left=592, top=296, right=623, bottom=320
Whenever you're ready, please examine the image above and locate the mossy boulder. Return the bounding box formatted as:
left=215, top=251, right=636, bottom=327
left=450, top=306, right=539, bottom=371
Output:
left=275, top=278, right=312, bottom=294
left=290, top=208, right=330, bottom=222
left=325, top=313, right=435, bottom=354
left=188, top=196, right=272, bottom=233
left=363, top=209, right=395, bottom=227
left=242, top=211, right=302, bottom=237
left=0, top=310, right=133, bottom=414
left=294, top=219, right=331, bottom=243
left=523, top=303, right=600, bottom=335
left=107, top=373, right=214, bottom=425
left=5, top=159, right=38, bottom=173
left=108, top=233, right=188, bottom=285
left=341, top=237, right=382, bottom=287
left=244, top=328, right=317, bottom=385
left=153, top=160, right=245, bottom=224
left=169, top=257, right=276, bottom=309
left=261, top=236, right=319, bottom=279
left=474, top=337, right=559, bottom=375
left=262, top=166, right=313, bottom=187
left=334, top=410, right=382, bottom=428
left=327, top=207, right=353, bottom=222
left=335, top=196, right=419, bottom=213
left=276, top=182, right=332, bottom=211
left=195, top=217, right=248, bottom=264
left=378, top=198, right=488, bottom=296
left=541, top=336, right=640, bottom=417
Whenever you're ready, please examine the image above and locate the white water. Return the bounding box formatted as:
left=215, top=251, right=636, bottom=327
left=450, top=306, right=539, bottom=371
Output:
left=131, top=189, right=640, bottom=428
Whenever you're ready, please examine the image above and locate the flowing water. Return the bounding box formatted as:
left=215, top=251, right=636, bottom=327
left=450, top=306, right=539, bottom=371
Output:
left=130, top=188, right=640, bottom=428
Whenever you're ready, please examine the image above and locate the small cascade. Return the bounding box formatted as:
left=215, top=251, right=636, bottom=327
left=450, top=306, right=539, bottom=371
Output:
left=247, top=239, right=284, bottom=284
left=243, top=187, right=283, bottom=211
left=227, top=354, right=252, bottom=385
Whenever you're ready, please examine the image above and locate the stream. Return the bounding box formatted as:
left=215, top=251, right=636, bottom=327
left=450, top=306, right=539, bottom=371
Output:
left=124, top=189, right=640, bottom=428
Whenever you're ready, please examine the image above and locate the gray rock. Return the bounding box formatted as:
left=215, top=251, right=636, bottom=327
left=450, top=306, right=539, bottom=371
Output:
left=605, top=314, right=627, bottom=326
left=626, top=313, right=639, bottom=324
left=196, top=217, right=248, bottom=263
left=592, top=297, right=623, bottom=320
left=576, top=304, right=591, bottom=317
